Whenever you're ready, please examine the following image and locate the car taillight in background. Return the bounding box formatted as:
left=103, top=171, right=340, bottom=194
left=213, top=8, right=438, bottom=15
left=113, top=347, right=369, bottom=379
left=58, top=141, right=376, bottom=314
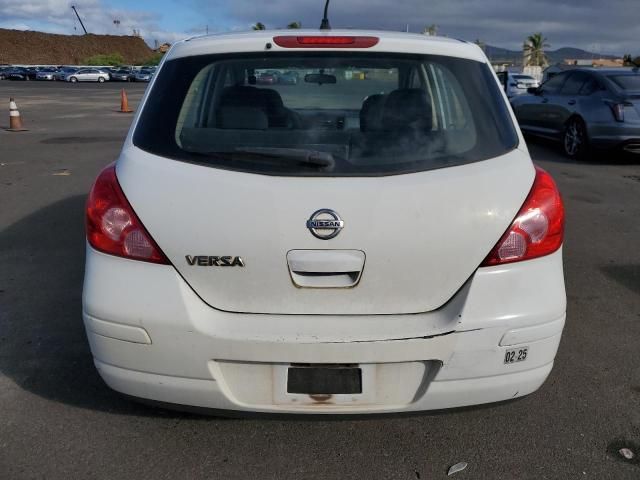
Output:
left=273, top=36, right=379, bottom=48
left=86, top=165, right=169, bottom=264
left=482, top=166, right=564, bottom=266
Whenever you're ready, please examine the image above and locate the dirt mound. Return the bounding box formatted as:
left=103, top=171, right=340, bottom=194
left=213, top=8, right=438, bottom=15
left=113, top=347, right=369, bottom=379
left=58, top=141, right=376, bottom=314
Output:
left=0, top=29, right=153, bottom=65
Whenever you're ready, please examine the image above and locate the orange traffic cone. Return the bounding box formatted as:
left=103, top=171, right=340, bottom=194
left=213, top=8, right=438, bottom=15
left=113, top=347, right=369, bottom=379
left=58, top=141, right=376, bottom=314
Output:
left=6, top=98, right=28, bottom=132
left=118, top=89, right=133, bottom=113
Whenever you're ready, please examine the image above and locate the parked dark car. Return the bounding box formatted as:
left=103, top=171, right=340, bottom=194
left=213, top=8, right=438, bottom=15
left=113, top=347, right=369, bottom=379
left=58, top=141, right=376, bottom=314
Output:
left=7, top=67, right=37, bottom=81
left=54, top=67, right=78, bottom=81
left=511, top=68, right=640, bottom=158
left=0, top=66, right=12, bottom=80
left=256, top=72, right=277, bottom=85
left=110, top=69, right=135, bottom=82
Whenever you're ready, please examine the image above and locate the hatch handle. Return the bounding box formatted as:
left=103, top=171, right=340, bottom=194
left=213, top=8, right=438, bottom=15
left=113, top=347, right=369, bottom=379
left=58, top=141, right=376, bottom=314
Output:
left=286, top=250, right=365, bottom=288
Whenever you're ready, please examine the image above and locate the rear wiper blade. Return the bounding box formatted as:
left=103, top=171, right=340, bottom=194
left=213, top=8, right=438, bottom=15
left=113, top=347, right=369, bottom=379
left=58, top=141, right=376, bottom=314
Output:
left=233, top=147, right=335, bottom=168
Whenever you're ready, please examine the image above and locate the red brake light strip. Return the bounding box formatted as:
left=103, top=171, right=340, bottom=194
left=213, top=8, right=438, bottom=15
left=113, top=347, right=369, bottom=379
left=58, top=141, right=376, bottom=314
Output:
left=273, top=36, right=379, bottom=48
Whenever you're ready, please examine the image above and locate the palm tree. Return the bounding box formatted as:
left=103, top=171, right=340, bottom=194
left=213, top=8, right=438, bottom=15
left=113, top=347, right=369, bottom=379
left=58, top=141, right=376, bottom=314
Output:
left=252, top=22, right=266, bottom=31
left=523, top=33, right=550, bottom=67
left=287, top=21, right=302, bottom=29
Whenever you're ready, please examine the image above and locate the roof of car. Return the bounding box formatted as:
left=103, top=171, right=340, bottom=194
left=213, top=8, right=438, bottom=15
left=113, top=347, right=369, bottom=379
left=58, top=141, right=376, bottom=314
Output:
left=591, top=67, right=639, bottom=75
left=165, top=29, right=486, bottom=63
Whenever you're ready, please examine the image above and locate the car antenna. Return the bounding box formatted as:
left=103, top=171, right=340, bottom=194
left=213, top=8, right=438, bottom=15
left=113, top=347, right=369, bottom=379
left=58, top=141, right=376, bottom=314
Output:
left=319, top=0, right=331, bottom=30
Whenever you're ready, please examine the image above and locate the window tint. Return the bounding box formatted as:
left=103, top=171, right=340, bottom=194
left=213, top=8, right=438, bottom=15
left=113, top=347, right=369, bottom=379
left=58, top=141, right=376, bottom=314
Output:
left=608, top=75, right=640, bottom=91
left=134, top=53, right=518, bottom=177
left=541, top=73, right=569, bottom=94
left=560, top=71, right=589, bottom=95
left=580, top=77, right=600, bottom=95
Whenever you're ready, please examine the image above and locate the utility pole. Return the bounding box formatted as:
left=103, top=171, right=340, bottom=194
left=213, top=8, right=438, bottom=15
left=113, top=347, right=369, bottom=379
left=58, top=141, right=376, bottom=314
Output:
left=71, top=6, right=88, bottom=34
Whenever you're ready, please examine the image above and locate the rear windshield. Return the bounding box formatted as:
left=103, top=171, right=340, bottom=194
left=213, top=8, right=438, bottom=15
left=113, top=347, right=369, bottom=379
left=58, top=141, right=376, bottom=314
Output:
left=133, top=52, right=518, bottom=176
left=608, top=75, right=640, bottom=92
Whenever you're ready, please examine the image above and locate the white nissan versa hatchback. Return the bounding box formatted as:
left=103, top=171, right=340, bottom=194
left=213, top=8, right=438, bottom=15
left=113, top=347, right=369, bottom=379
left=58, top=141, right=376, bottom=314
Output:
left=83, top=30, right=566, bottom=414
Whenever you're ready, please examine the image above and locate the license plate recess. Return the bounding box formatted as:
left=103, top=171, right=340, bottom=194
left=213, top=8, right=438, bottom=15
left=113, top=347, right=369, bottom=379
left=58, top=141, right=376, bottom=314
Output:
left=287, top=365, right=362, bottom=394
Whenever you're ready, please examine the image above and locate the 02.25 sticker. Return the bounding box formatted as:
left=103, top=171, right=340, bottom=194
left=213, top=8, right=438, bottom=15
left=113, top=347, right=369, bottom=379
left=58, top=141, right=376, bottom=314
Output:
left=504, top=347, right=528, bottom=364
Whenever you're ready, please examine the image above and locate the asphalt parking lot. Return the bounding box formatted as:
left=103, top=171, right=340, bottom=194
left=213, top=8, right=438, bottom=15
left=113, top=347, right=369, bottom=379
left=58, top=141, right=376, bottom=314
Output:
left=1, top=81, right=639, bottom=480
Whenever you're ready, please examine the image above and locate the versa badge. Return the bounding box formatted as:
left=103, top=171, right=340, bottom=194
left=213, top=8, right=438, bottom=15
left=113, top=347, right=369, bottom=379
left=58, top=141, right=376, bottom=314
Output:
left=186, top=255, right=245, bottom=267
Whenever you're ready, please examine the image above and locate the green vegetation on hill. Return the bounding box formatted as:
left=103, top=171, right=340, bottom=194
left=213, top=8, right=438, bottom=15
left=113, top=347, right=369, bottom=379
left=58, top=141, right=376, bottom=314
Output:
left=143, top=52, right=164, bottom=66
left=84, top=53, right=124, bottom=66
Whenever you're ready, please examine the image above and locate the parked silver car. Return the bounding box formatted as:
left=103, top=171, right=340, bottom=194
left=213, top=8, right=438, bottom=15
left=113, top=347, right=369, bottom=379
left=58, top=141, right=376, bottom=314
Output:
left=133, top=68, right=154, bottom=82
left=66, top=68, right=110, bottom=83
left=511, top=68, right=640, bottom=158
left=36, top=69, right=57, bottom=81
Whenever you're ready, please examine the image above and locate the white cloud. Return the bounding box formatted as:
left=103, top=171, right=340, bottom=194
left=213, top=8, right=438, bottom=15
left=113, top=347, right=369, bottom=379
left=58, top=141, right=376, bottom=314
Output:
left=195, top=0, right=640, bottom=54
left=0, top=22, right=33, bottom=31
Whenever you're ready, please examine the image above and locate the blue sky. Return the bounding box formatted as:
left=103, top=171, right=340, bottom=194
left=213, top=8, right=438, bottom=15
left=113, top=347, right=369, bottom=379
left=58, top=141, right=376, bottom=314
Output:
left=0, top=0, right=637, bottom=54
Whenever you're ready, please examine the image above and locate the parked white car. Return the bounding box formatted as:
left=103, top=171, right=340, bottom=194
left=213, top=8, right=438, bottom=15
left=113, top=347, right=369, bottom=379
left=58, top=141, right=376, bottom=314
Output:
left=497, top=71, right=540, bottom=98
left=83, top=30, right=566, bottom=414
left=66, top=68, right=110, bottom=83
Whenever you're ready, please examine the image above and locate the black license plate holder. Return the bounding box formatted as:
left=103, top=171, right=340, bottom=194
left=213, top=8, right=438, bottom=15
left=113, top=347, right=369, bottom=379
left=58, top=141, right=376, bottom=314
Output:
left=287, top=365, right=362, bottom=395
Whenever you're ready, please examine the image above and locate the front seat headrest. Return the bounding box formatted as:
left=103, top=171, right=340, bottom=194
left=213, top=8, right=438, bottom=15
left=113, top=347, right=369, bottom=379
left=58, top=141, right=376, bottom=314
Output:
left=360, top=94, right=386, bottom=132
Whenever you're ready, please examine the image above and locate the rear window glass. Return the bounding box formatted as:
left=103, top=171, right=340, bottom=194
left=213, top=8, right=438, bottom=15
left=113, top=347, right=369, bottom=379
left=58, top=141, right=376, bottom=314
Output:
left=608, top=75, right=640, bottom=91
left=540, top=73, right=568, bottom=94
left=561, top=71, right=589, bottom=95
left=134, top=52, right=518, bottom=177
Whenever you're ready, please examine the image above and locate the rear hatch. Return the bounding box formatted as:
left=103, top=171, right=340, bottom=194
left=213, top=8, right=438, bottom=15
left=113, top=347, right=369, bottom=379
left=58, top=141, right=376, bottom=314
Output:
left=119, top=150, right=532, bottom=315
left=119, top=38, right=532, bottom=315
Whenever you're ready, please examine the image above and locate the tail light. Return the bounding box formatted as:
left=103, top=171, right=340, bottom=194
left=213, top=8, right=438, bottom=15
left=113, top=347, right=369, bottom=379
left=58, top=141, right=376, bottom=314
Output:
left=86, top=164, right=169, bottom=264
left=273, top=36, right=379, bottom=48
left=481, top=166, right=564, bottom=266
left=610, top=103, right=625, bottom=122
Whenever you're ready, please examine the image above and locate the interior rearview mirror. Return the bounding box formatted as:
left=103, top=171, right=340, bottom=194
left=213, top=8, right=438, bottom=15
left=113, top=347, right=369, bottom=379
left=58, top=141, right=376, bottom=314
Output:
left=305, top=73, right=337, bottom=85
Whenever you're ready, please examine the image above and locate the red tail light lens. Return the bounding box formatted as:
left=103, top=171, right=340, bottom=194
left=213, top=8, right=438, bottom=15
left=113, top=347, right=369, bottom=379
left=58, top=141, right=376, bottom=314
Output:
left=273, top=36, right=379, bottom=48
left=86, top=164, right=169, bottom=264
left=481, top=166, right=564, bottom=266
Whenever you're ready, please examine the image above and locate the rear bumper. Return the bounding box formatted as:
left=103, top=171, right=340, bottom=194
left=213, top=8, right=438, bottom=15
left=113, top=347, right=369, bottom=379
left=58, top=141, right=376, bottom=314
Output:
left=587, top=123, right=640, bottom=151
left=83, top=246, right=566, bottom=414
left=94, top=358, right=556, bottom=414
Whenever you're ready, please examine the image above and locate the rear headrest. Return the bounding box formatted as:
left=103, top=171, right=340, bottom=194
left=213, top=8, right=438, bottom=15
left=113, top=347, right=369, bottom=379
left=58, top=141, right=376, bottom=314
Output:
left=382, top=88, right=432, bottom=132
left=218, top=106, right=268, bottom=130
left=219, top=85, right=288, bottom=128
left=219, top=85, right=264, bottom=108
left=258, top=88, right=285, bottom=112
left=219, top=86, right=285, bottom=111
left=360, top=94, right=385, bottom=132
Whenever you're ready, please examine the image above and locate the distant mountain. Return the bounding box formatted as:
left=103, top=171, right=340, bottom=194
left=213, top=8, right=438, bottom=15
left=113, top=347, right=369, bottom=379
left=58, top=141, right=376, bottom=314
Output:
left=483, top=44, right=619, bottom=65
